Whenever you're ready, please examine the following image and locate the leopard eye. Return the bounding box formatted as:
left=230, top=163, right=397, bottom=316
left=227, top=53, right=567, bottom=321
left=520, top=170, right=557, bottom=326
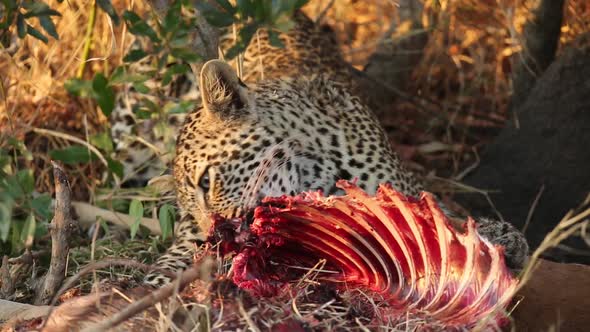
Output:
left=198, top=167, right=210, bottom=192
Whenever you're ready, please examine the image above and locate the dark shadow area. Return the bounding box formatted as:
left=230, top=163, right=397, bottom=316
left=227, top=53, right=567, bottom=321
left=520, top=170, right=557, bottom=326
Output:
left=456, top=35, right=590, bottom=264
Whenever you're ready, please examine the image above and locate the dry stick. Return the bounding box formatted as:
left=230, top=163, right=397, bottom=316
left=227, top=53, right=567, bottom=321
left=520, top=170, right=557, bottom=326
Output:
left=34, top=162, right=79, bottom=305
left=81, top=265, right=203, bottom=332
left=7, top=249, right=39, bottom=264
left=0, top=256, right=15, bottom=298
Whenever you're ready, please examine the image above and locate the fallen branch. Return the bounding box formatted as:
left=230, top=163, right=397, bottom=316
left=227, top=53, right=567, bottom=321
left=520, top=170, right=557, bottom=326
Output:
left=71, top=201, right=161, bottom=235
left=0, top=300, right=52, bottom=323
left=34, top=162, right=79, bottom=305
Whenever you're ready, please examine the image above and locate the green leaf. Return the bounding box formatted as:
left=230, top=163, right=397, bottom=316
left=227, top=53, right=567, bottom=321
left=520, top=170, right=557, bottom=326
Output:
left=134, top=108, right=152, bottom=120
left=128, top=199, right=143, bottom=239
left=161, top=64, right=189, bottom=86
left=26, top=24, right=49, bottom=44
left=294, top=0, right=309, bottom=9
left=16, top=14, right=26, bottom=38
left=39, top=15, right=59, bottom=39
left=92, top=73, right=115, bottom=116
left=0, top=2, right=16, bottom=29
left=236, top=0, right=256, bottom=17
left=16, top=169, right=34, bottom=195
left=168, top=34, right=191, bottom=49
left=20, top=214, right=36, bottom=247
left=106, top=158, right=124, bottom=178
left=109, top=68, right=149, bottom=85
left=224, top=23, right=258, bottom=59
left=196, top=2, right=235, bottom=27
left=162, top=1, right=182, bottom=33
left=64, top=78, right=93, bottom=97
left=123, top=10, right=159, bottom=42
left=165, top=100, right=194, bottom=114
left=3, top=175, right=24, bottom=199
left=10, top=220, right=22, bottom=253
left=90, top=131, right=114, bottom=153
left=123, top=48, right=148, bottom=62
left=97, top=0, right=120, bottom=25
left=158, top=204, right=175, bottom=240
left=131, top=82, right=150, bottom=94
left=23, top=2, right=61, bottom=18
left=0, top=200, right=13, bottom=242
left=31, top=194, right=52, bottom=220
left=49, top=145, right=96, bottom=164
left=5, top=137, right=32, bottom=161
left=169, top=48, right=200, bottom=63
left=133, top=98, right=158, bottom=119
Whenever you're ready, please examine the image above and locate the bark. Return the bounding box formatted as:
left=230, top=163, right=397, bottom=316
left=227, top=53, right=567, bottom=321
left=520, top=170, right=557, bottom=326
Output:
left=511, top=0, right=565, bottom=110
left=34, top=162, right=79, bottom=305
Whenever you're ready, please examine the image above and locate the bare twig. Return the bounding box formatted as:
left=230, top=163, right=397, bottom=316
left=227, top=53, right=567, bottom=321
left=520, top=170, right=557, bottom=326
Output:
left=7, top=249, right=41, bottom=264
left=34, top=162, right=79, bottom=305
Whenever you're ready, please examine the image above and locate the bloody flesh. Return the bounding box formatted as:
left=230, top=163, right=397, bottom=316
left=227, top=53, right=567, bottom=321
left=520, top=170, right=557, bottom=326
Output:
left=210, top=181, right=518, bottom=330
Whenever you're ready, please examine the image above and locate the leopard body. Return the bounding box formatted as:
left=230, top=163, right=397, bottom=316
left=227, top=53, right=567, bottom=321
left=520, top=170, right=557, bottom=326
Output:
left=111, top=12, right=528, bottom=285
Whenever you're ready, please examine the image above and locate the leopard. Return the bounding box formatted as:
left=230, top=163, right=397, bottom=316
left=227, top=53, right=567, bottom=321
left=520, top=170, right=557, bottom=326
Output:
left=109, top=11, right=353, bottom=187
left=140, top=11, right=529, bottom=285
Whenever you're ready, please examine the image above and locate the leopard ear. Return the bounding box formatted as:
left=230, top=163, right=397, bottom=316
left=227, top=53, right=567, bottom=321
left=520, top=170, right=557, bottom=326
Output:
left=199, top=60, right=250, bottom=119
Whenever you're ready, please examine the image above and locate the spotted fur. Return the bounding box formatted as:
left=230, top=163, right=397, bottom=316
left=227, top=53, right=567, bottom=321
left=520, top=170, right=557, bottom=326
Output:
left=133, top=12, right=529, bottom=285
left=109, top=12, right=353, bottom=186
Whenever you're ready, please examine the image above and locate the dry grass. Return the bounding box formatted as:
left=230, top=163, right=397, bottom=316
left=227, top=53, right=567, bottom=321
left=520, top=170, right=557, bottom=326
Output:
left=0, top=0, right=156, bottom=200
